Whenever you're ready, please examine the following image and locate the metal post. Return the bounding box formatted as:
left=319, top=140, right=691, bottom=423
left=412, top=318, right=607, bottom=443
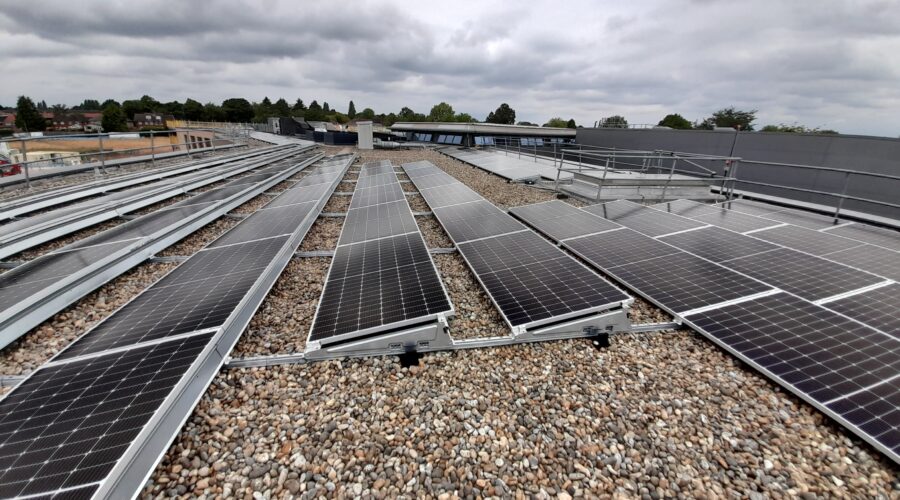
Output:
left=596, top=157, right=610, bottom=202
left=150, top=130, right=156, bottom=167
left=726, top=160, right=740, bottom=201
left=660, top=156, right=677, bottom=202
left=21, top=140, right=30, bottom=188
left=98, top=134, right=106, bottom=172
left=833, top=171, right=851, bottom=223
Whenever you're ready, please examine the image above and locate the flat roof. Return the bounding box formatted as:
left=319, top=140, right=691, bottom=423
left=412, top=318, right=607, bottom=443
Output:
left=391, top=122, right=576, bottom=137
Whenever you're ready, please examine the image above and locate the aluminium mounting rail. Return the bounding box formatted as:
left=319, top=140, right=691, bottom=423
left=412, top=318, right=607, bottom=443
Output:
left=0, top=146, right=310, bottom=260
left=0, top=151, right=323, bottom=350
left=0, top=144, right=291, bottom=220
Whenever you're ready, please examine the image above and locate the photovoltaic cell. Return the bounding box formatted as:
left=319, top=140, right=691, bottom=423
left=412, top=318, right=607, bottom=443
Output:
left=751, top=224, right=865, bottom=256
left=438, top=213, right=526, bottom=244
left=651, top=199, right=721, bottom=218
left=0, top=333, right=213, bottom=498
left=823, top=244, right=900, bottom=281
left=207, top=202, right=317, bottom=248
left=688, top=208, right=783, bottom=233
left=659, top=226, right=779, bottom=262
left=57, top=236, right=289, bottom=359
left=508, top=201, right=621, bottom=241
left=762, top=208, right=841, bottom=230
left=417, top=183, right=481, bottom=209
left=266, top=184, right=330, bottom=209
left=349, top=183, right=406, bottom=209
left=826, top=378, right=900, bottom=458
left=827, top=223, right=900, bottom=251
left=686, top=292, right=900, bottom=404
left=411, top=172, right=460, bottom=190
left=605, top=252, right=772, bottom=314
left=824, top=284, right=900, bottom=338
left=583, top=200, right=707, bottom=237
left=717, top=198, right=785, bottom=217
left=339, top=200, right=419, bottom=245
left=458, top=231, right=569, bottom=276
left=564, top=228, right=679, bottom=269
left=727, top=248, right=884, bottom=301
left=328, top=233, right=432, bottom=282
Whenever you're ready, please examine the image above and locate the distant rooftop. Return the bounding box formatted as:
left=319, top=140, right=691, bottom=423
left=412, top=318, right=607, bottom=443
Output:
left=391, top=121, right=576, bottom=137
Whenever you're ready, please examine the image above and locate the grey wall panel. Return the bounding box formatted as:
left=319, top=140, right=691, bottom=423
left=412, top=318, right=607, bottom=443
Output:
left=575, top=128, right=900, bottom=220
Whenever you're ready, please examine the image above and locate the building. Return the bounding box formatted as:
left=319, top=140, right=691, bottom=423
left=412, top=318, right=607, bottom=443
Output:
left=132, top=113, right=175, bottom=129
left=390, top=122, right=576, bottom=147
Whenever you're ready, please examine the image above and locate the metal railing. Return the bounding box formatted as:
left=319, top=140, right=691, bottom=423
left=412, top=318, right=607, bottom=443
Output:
left=2, top=128, right=242, bottom=188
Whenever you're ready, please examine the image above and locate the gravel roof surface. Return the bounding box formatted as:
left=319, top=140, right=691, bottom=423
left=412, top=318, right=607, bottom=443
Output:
left=417, top=215, right=454, bottom=249
left=321, top=193, right=350, bottom=213
left=232, top=194, right=276, bottom=214
left=3, top=147, right=897, bottom=497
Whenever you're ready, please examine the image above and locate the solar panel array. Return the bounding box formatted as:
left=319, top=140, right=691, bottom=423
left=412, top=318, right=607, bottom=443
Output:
left=512, top=199, right=900, bottom=463
left=0, top=154, right=353, bottom=498
left=404, top=161, right=628, bottom=331
left=308, top=161, right=452, bottom=345
left=440, top=147, right=573, bottom=182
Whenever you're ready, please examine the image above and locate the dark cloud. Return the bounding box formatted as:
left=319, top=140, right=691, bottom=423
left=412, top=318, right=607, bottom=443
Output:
left=1, top=0, right=898, bottom=135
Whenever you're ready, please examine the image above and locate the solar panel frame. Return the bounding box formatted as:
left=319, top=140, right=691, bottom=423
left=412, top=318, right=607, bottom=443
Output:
left=416, top=183, right=482, bottom=209
left=751, top=224, right=866, bottom=256
left=688, top=208, right=784, bottom=234
left=349, top=182, right=407, bottom=209
left=338, top=200, right=420, bottom=245
left=508, top=201, right=621, bottom=241
left=564, top=228, right=680, bottom=269
left=583, top=200, right=708, bottom=237
left=658, top=226, right=780, bottom=262
left=822, top=244, right=900, bottom=281
left=826, top=223, right=900, bottom=251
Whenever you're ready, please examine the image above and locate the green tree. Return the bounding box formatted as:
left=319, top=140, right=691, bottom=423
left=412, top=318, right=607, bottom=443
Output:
left=183, top=99, right=204, bottom=121
left=600, top=115, right=628, bottom=128
left=383, top=112, right=398, bottom=127
left=398, top=107, right=425, bottom=122
left=347, top=101, right=356, bottom=119
left=292, top=98, right=306, bottom=112
left=50, top=103, right=69, bottom=115
left=101, top=102, right=128, bottom=132
left=37, top=100, right=48, bottom=111
left=455, top=112, right=475, bottom=123
left=203, top=103, right=226, bottom=122
left=543, top=117, right=568, bottom=128
left=15, top=96, right=47, bottom=131
left=357, top=108, right=376, bottom=120
left=221, top=98, right=254, bottom=122
left=305, top=101, right=325, bottom=121
left=761, top=123, right=838, bottom=135
left=485, top=103, right=516, bottom=124
left=332, top=112, right=350, bottom=124
left=428, top=102, right=455, bottom=122
left=658, top=113, right=692, bottom=129
left=323, top=102, right=331, bottom=113
left=162, top=101, right=184, bottom=118
left=121, top=100, right=146, bottom=120
left=100, top=99, right=120, bottom=109
left=273, top=98, right=291, bottom=117
left=516, top=121, right=537, bottom=126
left=73, top=99, right=101, bottom=110
left=566, top=119, right=576, bottom=128
left=140, top=95, right=160, bottom=111
left=702, top=107, right=757, bottom=131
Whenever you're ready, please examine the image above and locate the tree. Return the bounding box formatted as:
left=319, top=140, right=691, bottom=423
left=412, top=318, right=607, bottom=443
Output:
left=703, top=107, right=757, bottom=131
left=293, top=99, right=306, bottom=112
left=761, top=123, right=839, bottom=135
left=332, top=112, right=350, bottom=124
left=221, top=98, right=254, bottom=122
left=305, top=101, right=325, bottom=121
left=183, top=99, right=204, bottom=121
left=428, top=102, right=455, bottom=122
left=50, top=104, right=69, bottom=115
left=600, top=115, right=628, bottom=128
left=323, top=102, right=331, bottom=113
left=517, top=121, right=537, bottom=126
left=15, top=96, right=46, bottom=131
left=273, top=98, right=291, bottom=117
left=101, top=102, right=128, bottom=132
left=398, top=107, right=425, bottom=122
left=566, top=119, right=576, bottom=129
left=73, top=99, right=100, bottom=110
left=121, top=99, right=147, bottom=120
left=203, top=103, right=226, bottom=122
left=383, top=112, right=398, bottom=127
left=455, top=113, right=475, bottom=123
left=37, top=100, right=48, bottom=111
left=485, top=103, right=516, bottom=124
left=358, top=107, right=376, bottom=120
left=140, top=95, right=161, bottom=112
left=162, top=101, right=184, bottom=118
left=347, top=101, right=356, bottom=119
left=100, top=99, right=120, bottom=109
left=658, top=113, right=692, bottom=129
left=543, top=117, right=568, bottom=128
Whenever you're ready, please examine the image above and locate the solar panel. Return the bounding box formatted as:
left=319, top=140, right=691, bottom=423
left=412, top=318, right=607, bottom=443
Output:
left=827, top=223, right=900, bottom=251
left=822, top=244, right=900, bottom=281
left=826, top=379, right=900, bottom=459
left=726, top=248, right=884, bottom=301
left=458, top=231, right=567, bottom=276
left=824, top=284, right=900, bottom=338
left=651, top=199, right=721, bottom=217
left=717, top=198, right=785, bottom=216
left=583, top=200, right=707, bottom=237
left=411, top=172, right=460, bottom=190
left=604, top=252, right=773, bottom=314
left=658, top=226, right=779, bottom=262
left=355, top=172, right=396, bottom=190
left=508, top=201, right=621, bottom=241
left=432, top=201, right=527, bottom=243
left=416, top=183, right=481, bottom=209
left=360, top=163, right=394, bottom=176
left=349, top=183, right=406, bottom=209
left=266, top=184, right=331, bottom=209
left=564, top=228, right=679, bottom=269
left=688, top=207, right=783, bottom=233
left=0, top=332, right=213, bottom=498
left=339, top=200, right=419, bottom=245
left=402, top=161, right=441, bottom=178
left=762, top=208, right=841, bottom=230
left=57, top=236, right=290, bottom=359
left=751, top=224, right=865, bottom=256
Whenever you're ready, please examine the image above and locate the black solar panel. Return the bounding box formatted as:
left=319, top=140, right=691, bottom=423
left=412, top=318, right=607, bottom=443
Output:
left=823, top=244, right=900, bottom=281
left=355, top=172, right=396, bottom=190
left=717, top=198, right=784, bottom=216
left=688, top=208, right=783, bottom=233
left=727, top=248, right=884, bottom=301
left=458, top=231, right=569, bottom=276
left=411, top=172, right=460, bottom=190
left=751, top=224, right=865, bottom=256
left=266, top=184, right=331, bottom=209
left=57, top=236, right=289, bottom=359
left=0, top=333, right=213, bottom=498
left=659, top=226, right=779, bottom=262
left=827, top=223, right=900, bottom=251
left=295, top=172, right=340, bottom=187
left=433, top=200, right=503, bottom=221
left=339, top=200, right=419, bottom=245
left=826, top=379, right=900, bottom=459
left=565, top=228, right=679, bottom=269
left=651, top=199, right=720, bottom=217
left=824, top=284, right=899, bottom=338
left=208, top=202, right=317, bottom=248
left=439, top=214, right=526, bottom=244
left=606, top=252, right=773, bottom=314
left=329, top=233, right=432, bottom=282
left=402, top=161, right=440, bottom=178
left=687, top=292, right=900, bottom=404
left=762, top=208, right=841, bottom=230
left=416, top=183, right=481, bottom=209
left=349, top=183, right=406, bottom=209
left=583, top=201, right=707, bottom=237
left=508, top=201, right=621, bottom=241
left=360, top=163, right=394, bottom=176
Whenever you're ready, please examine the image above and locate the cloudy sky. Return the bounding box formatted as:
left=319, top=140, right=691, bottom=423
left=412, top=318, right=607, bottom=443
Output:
left=2, top=0, right=899, bottom=136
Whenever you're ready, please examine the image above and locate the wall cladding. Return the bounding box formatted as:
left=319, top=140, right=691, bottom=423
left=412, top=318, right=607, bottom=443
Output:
left=575, top=128, right=900, bottom=221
